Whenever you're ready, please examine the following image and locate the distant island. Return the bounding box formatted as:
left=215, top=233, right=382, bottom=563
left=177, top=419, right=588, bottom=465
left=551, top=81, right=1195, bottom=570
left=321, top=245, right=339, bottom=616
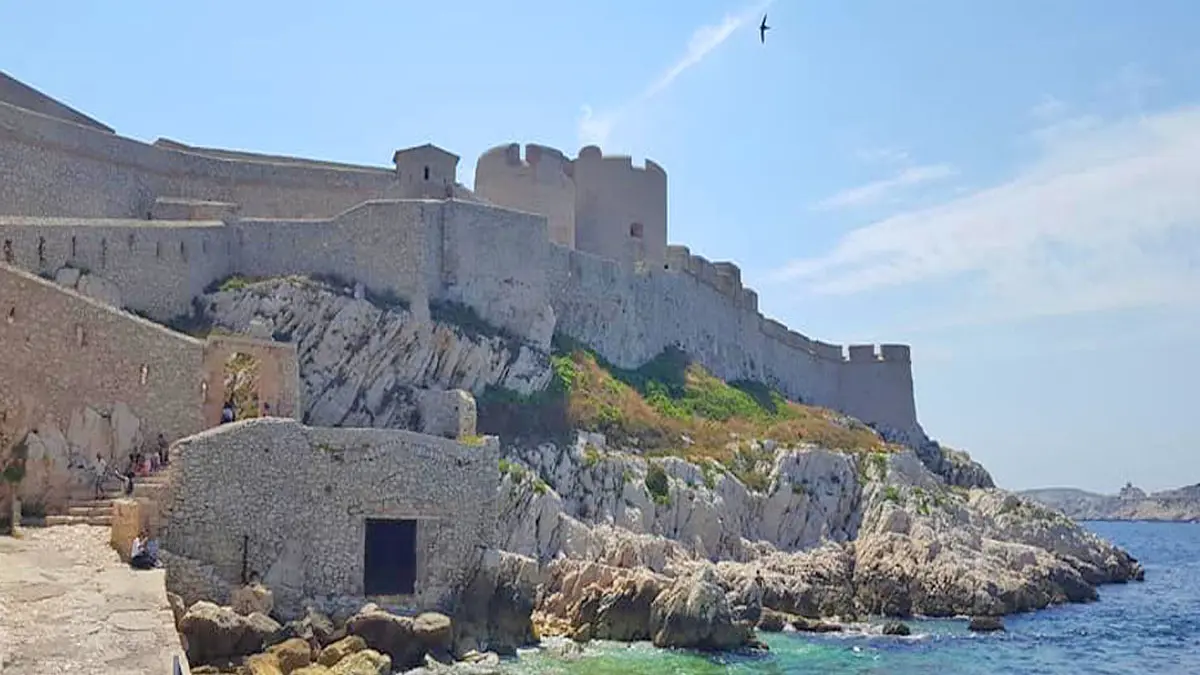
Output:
left=1021, top=483, right=1200, bottom=522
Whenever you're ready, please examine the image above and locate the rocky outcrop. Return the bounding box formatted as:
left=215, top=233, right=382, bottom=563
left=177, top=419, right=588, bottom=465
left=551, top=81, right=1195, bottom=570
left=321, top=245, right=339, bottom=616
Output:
left=199, top=277, right=552, bottom=429
left=872, top=424, right=995, bottom=489
left=452, top=549, right=541, bottom=656
left=648, top=567, right=755, bottom=651
left=1022, top=483, right=1200, bottom=522
left=502, top=432, right=1144, bottom=633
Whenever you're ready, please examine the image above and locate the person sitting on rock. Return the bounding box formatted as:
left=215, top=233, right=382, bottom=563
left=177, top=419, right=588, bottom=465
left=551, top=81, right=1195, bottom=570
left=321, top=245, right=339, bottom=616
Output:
left=221, top=400, right=236, bottom=424
left=130, top=529, right=160, bottom=570
left=130, top=531, right=154, bottom=569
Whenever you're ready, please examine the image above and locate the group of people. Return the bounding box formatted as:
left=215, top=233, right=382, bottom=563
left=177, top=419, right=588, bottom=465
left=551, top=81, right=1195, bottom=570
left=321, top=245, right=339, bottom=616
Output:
left=91, top=433, right=170, bottom=499
left=220, top=398, right=272, bottom=425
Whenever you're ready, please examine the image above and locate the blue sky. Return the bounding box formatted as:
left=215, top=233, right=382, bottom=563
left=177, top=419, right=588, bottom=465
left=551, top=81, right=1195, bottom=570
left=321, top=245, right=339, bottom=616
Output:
left=3, top=0, right=1198, bottom=493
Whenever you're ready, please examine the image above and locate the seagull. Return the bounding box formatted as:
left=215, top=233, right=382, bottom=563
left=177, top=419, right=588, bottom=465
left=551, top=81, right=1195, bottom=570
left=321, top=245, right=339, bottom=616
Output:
left=760, top=14, right=770, bottom=43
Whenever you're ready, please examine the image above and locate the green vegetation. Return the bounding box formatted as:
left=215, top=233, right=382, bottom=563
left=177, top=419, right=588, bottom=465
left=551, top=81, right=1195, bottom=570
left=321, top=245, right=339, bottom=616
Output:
left=883, top=485, right=902, bottom=503
left=644, top=462, right=671, bottom=506
left=478, top=338, right=895, bottom=494
left=583, top=443, right=602, bottom=468
left=460, top=434, right=487, bottom=447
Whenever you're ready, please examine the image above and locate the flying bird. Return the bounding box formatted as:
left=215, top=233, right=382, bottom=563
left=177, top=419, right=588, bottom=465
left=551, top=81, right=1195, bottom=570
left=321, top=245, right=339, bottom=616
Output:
left=759, top=14, right=770, bottom=43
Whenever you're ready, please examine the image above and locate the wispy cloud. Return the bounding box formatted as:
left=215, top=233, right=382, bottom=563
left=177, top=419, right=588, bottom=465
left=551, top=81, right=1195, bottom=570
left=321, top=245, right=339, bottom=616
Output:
left=855, top=146, right=911, bottom=166
left=812, top=163, right=958, bottom=211
left=1029, top=94, right=1068, bottom=121
left=772, top=93, right=1200, bottom=326
left=578, top=0, right=773, bottom=147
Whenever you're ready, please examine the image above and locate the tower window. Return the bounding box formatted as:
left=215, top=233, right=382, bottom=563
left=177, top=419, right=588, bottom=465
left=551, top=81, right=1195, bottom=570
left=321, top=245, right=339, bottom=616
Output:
left=423, top=166, right=430, bottom=181
left=629, top=222, right=644, bottom=239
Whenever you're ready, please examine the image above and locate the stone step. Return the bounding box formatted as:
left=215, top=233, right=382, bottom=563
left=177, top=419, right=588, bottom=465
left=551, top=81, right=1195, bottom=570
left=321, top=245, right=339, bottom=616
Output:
left=68, top=505, right=113, bottom=517
left=70, top=499, right=115, bottom=509
left=45, top=514, right=111, bottom=527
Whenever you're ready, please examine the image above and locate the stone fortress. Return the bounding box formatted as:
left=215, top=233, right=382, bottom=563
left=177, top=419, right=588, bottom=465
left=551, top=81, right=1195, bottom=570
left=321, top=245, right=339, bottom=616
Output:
left=0, top=70, right=923, bottom=447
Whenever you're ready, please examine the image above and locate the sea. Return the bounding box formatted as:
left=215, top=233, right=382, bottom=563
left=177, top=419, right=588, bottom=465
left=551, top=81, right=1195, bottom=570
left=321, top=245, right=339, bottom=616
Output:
left=502, top=522, right=1200, bottom=674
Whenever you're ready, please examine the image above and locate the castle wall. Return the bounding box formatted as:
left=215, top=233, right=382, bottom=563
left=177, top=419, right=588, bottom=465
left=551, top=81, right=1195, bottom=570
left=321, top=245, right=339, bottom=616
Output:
left=0, top=216, right=233, bottom=320
left=474, top=143, right=577, bottom=248
left=437, top=200, right=555, bottom=346
left=0, top=263, right=208, bottom=445
left=546, top=244, right=921, bottom=433
left=234, top=200, right=435, bottom=321
left=572, top=146, right=668, bottom=266
left=0, top=99, right=404, bottom=221
left=162, top=419, right=498, bottom=614
left=0, top=71, right=113, bottom=132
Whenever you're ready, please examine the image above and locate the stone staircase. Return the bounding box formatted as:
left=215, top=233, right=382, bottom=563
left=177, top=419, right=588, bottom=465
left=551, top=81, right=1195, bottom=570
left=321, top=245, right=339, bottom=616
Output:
left=46, top=472, right=170, bottom=527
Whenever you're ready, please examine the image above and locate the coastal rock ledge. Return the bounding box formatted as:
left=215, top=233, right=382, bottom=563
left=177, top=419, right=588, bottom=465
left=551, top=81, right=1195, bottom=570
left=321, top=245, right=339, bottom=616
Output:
left=498, top=435, right=1143, bottom=639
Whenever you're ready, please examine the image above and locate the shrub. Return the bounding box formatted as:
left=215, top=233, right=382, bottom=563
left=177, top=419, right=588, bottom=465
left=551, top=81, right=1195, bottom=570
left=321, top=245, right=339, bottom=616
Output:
left=645, top=463, right=670, bottom=502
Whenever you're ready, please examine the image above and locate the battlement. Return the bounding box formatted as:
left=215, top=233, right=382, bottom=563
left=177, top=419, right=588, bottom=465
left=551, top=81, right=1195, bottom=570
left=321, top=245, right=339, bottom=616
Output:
left=576, top=145, right=667, bottom=178
left=0, top=72, right=924, bottom=440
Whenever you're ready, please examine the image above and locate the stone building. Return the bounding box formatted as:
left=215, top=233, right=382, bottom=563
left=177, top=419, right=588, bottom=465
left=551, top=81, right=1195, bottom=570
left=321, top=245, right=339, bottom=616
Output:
left=160, top=418, right=498, bottom=618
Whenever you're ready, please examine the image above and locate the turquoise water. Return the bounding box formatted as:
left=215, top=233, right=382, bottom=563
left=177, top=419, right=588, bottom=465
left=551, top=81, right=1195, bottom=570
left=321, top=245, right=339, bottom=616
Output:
left=506, top=522, right=1200, bottom=674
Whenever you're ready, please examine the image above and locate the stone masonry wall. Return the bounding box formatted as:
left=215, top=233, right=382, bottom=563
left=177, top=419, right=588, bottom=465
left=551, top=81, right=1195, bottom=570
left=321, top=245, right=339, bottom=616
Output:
left=0, top=98, right=404, bottom=221
left=0, top=216, right=233, bottom=320
left=161, top=419, right=499, bottom=615
left=0, top=263, right=207, bottom=444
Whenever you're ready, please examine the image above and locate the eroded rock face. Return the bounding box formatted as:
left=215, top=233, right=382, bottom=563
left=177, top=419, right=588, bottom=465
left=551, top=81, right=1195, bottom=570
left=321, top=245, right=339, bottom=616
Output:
left=201, top=278, right=552, bottom=428
left=499, top=435, right=1143, bottom=632
left=648, top=567, right=754, bottom=651
left=453, top=550, right=541, bottom=657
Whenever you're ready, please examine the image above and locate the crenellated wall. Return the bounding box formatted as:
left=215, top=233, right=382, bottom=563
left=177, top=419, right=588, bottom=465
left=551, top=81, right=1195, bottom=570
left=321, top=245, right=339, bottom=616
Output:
left=474, top=143, right=577, bottom=248
left=0, top=75, right=921, bottom=438
left=473, top=142, right=668, bottom=266
left=544, top=242, right=920, bottom=434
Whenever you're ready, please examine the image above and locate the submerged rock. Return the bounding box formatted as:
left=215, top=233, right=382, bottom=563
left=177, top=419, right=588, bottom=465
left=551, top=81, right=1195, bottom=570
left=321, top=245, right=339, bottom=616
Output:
left=968, top=616, right=1006, bottom=633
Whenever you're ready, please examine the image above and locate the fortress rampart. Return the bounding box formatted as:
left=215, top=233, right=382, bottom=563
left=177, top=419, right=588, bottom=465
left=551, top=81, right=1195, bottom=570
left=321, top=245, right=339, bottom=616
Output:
left=0, top=263, right=300, bottom=447
left=0, top=77, right=923, bottom=438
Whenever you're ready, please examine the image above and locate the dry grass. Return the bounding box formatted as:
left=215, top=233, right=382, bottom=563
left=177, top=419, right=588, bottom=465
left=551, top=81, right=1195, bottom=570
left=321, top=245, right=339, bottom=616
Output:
left=479, top=342, right=895, bottom=485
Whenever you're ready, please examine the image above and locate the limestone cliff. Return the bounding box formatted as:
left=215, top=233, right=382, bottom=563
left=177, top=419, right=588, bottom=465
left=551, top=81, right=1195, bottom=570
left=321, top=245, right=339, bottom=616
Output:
left=496, top=433, right=1142, bottom=622
left=1022, top=483, right=1200, bottom=522
left=197, top=277, right=552, bottom=428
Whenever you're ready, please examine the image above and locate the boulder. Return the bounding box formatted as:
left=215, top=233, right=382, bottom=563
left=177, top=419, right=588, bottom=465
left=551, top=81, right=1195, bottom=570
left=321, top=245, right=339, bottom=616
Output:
left=755, top=609, right=788, bottom=632
left=882, top=621, right=911, bottom=636
left=790, top=616, right=843, bottom=633
left=267, top=637, right=315, bottom=673
left=268, top=607, right=341, bottom=650
left=566, top=570, right=663, bottom=642
left=453, top=550, right=540, bottom=656
left=232, top=583, right=275, bottom=616
left=968, top=616, right=1006, bottom=633
left=317, top=635, right=368, bottom=667
left=179, top=601, right=281, bottom=665
left=291, top=668, right=333, bottom=675
left=648, top=567, right=754, bottom=651
left=245, top=653, right=284, bottom=675
left=413, top=612, right=454, bottom=654
left=328, top=649, right=392, bottom=675
left=345, top=606, right=423, bottom=670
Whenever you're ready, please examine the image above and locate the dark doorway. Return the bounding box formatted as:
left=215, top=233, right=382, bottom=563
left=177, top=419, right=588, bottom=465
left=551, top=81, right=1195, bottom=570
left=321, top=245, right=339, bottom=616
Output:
left=363, top=518, right=418, bottom=595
